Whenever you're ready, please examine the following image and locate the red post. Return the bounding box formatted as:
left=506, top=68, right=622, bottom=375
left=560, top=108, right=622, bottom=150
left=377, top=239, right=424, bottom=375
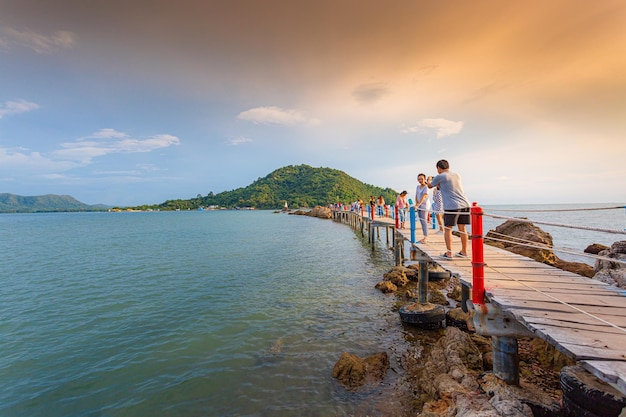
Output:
left=471, top=202, right=485, bottom=304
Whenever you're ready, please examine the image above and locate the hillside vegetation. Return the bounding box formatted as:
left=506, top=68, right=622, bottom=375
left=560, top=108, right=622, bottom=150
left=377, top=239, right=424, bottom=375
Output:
left=144, top=165, right=398, bottom=211
left=0, top=193, right=109, bottom=213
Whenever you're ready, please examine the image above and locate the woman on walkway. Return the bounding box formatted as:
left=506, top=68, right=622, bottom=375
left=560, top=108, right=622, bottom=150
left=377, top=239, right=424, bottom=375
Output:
left=431, top=178, right=444, bottom=234
left=396, top=191, right=409, bottom=229
left=415, top=173, right=430, bottom=243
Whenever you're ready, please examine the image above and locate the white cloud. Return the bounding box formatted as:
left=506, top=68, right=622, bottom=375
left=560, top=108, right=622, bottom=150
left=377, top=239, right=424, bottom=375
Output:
left=87, top=128, right=129, bottom=139
left=0, top=147, right=77, bottom=172
left=55, top=130, right=180, bottom=163
left=226, top=136, right=253, bottom=146
left=3, top=27, right=76, bottom=54
left=0, top=100, right=40, bottom=119
left=401, top=118, right=464, bottom=138
left=238, top=106, right=320, bottom=126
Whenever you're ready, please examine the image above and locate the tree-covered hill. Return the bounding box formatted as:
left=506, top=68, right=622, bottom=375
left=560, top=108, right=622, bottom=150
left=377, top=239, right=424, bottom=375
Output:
left=151, top=165, right=399, bottom=210
left=0, top=193, right=109, bottom=213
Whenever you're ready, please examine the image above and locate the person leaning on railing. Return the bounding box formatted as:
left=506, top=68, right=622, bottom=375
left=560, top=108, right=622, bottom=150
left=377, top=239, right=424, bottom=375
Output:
left=427, top=159, right=471, bottom=259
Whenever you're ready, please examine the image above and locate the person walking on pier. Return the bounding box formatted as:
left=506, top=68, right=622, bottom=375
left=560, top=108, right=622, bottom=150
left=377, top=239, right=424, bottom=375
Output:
left=415, top=173, right=430, bottom=243
left=376, top=195, right=385, bottom=217
left=396, top=191, right=409, bottom=229
left=427, top=160, right=471, bottom=259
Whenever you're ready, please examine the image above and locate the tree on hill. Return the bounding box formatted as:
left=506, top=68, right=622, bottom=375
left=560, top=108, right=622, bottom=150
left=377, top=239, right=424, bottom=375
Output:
left=155, top=165, right=398, bottom=210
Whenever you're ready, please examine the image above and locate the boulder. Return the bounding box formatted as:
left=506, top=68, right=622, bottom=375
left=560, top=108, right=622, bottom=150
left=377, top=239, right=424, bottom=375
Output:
left=486, top=220, right=557, bottom=265
left=486, top=219, right=594, bottom=277
left=306, top=206, right=332, bottom=219
left=585, top=243, right=610, bottom=254
left=332, top=351, right=389, bottom=388
left=593, top=240, right=626, bottom=289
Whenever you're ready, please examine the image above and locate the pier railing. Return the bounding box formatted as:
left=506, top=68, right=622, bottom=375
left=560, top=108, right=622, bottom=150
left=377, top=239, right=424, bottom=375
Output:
left=331, top=203, right=626, bottom=397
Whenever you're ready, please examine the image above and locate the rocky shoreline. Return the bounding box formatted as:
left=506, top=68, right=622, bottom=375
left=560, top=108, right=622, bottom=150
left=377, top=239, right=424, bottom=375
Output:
left=304, top=207, right=626, bottom=416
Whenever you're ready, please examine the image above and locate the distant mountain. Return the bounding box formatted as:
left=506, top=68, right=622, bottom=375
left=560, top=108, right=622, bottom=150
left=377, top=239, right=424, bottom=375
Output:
left=0, top=193, right=110, bottom=213
left=149, top=165, right=399, bottom=210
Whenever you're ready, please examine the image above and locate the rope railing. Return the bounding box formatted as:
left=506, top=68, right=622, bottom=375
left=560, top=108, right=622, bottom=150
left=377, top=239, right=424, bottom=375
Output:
left=483, top=212, right=626, bottom=236
left=484, top=205, right=625, bottom=213
left=484, top=232, right=626, bottom=265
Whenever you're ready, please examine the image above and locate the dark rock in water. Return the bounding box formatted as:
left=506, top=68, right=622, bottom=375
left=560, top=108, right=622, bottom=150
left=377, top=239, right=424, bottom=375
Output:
left=486, top=219, right=595, bottom=278
left=332, top=351, right=389, bottom=389
left=585, top=243, right=609, bottom=254
left=593, top=240, right=626, bottom=289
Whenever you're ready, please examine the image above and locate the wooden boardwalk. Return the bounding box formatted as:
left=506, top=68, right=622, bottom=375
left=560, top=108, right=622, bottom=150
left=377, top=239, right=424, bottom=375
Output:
left=348, top=212, right=626, bottom=395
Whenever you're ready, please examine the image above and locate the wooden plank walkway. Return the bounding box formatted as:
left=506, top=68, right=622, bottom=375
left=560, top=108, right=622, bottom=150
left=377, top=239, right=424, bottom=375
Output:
left=365, top=214, right=626, bottom=394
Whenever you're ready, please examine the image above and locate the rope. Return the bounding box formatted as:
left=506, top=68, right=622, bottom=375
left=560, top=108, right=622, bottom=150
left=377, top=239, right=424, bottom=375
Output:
left=485, top=205, right=625, bottom=213
left=485, top=233, right=626, bottom=265
left=483, top=212, right=626, bottom=235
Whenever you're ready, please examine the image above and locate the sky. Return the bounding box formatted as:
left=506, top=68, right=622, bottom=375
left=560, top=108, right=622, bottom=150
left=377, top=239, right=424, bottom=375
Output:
left=1, top=0, right=625, bottom=206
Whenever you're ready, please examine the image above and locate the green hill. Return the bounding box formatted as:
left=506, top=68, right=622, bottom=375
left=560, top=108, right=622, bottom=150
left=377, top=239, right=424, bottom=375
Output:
left=0, top=193, right=109, bottom=213
left=152, top=165, right=399, bottom=210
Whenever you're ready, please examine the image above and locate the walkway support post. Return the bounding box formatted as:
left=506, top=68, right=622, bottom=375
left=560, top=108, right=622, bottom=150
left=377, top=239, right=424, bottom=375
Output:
left=471, top=202, right=485, bottom=305
left=492, top=336, right=520, bottom=385
left=394, top=205, right=399, bottom=229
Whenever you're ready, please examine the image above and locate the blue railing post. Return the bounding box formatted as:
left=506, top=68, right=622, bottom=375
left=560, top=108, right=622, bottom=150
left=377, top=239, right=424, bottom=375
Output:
left=409, top=206, right=416, bottom=243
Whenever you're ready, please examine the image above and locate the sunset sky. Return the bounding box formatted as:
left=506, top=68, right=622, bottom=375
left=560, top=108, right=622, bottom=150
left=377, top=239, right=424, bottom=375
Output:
left=1, top=0, right=625, bottom=206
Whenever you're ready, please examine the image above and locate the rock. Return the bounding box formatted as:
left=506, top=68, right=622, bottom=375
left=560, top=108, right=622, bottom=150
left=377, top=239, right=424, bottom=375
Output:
left=486, top=219, right=557, bottom=265
left=486, top=219, right=595, bottom=277
left=332, top=351, right=389, bottom=389
left=428, top=287, right=449, bottom=305
left=553, top=258, right=595, bottom=278
left=585, top=243, right=609, bottom=254
left=383, top=266, right=409, bottom=287
left=448, top=285, right=463, bottom=302
left=593, top=240, right=626, bottom=288
left=306, top=206, right=332, bottom=219
left=404, top=265, right=420, bottom=281
left=375, top=281, right=397, bottom=293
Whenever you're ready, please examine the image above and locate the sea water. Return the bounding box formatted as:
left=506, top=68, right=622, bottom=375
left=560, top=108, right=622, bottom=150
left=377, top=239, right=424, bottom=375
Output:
left=1, top=210, right=404, bottom=417
left=1, top=205, right=624, bottom=417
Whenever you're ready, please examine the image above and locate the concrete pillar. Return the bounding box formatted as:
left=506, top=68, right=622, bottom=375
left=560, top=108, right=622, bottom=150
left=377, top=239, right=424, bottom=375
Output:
left=492, top=336, right=520, bottom=385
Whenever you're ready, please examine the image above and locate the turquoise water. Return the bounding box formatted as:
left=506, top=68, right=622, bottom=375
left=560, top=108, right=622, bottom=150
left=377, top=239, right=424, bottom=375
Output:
left=0, top=211, right=404, bottom=417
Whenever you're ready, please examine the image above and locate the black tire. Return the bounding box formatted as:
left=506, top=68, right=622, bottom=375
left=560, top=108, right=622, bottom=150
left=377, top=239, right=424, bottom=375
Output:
left=427, top=270, right=450, bottom=281
left=399, top=304, right=445, bottom=329
left=445, top=311, right=469, bottom=331
left=562, top=394, right=602, bottom=417
left=560, top=365, right=626, bottom=417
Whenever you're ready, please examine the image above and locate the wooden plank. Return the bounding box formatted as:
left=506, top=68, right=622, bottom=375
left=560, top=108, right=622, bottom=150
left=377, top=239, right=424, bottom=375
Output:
left=486, top=289, right=626, bottom=307
left=581, top=361, right=626, bottom=395
left=556, top=342, right=626, bottom=361
left=491, top=299, right=626, bottom=318
left=516, top=311, right=626, bottom=329
left=510, top=317, right=626, bottom=360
